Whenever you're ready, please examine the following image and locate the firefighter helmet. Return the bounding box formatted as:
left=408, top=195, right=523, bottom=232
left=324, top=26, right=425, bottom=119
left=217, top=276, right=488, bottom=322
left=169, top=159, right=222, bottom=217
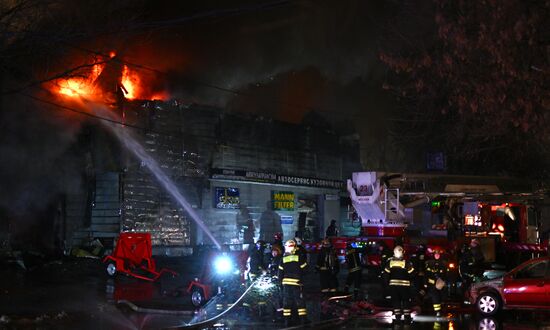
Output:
left=393, top=245, right=404, bottom=258
left=284, top=239, right=297, bottom=254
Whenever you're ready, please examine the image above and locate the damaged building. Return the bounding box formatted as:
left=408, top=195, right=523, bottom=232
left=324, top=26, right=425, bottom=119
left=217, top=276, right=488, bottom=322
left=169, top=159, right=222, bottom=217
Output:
left=59, top=100, right=362, bottom=255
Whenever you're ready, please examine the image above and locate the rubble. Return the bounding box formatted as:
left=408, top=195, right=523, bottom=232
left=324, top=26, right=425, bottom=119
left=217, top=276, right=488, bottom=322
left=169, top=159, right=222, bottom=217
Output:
left=70, top=238, right=105, bottom=258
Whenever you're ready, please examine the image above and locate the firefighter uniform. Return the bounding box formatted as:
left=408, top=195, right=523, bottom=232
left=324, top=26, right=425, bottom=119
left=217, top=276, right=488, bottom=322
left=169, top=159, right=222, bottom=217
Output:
left=248, top=241, right=266, bottom=283
left=278, top=240, right=308, bottom=326
left=272, top=232, right=284, bottom=255
left=425, top=257, right=448, bottom=316
left=245, top=241, right=268, bottom=316
left=410, top=245, right=427, bottom=293
left=316, top=240, right=339, bottom=295
left=460, top=239, right=485, bottom=289
left=294, top=237, right=307, bottom=262
left=268, top=247, right=283, bottom=316
left=344, top=243, right=362, bottom=300
left=384, top=246, right=415, bottom=321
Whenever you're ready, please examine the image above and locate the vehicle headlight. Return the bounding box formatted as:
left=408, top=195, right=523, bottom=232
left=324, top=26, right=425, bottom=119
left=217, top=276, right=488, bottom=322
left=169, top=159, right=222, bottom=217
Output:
left=214, top=256, right=233, bottom=275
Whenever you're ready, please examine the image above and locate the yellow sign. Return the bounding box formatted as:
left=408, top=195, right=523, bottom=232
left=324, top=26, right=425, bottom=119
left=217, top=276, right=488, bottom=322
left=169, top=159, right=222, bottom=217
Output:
left=272, top=191, right=295, bottom=210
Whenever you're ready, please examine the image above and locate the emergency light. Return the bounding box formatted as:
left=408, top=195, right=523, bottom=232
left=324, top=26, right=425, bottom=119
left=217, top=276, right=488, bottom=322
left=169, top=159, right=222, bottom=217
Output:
left=214, top=256, right=233, bottom=275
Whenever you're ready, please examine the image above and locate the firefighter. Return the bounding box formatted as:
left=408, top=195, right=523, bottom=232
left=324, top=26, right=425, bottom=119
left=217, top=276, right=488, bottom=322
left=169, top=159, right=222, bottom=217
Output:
left=411, top=244, right=427, bottom=298
left=272, top=232, right=284, bottom=254
left=326, top=219, right=339, bottom=237
left=248, top=240, right=267, bottom=283
left=459, top=239, right=485, bottom=290
left=268, top=245, right=283, bottom=319
left=384, top=245, right=415, bottom=323
left=268, top=245, right=283, bottom=276
left=458, top=243, right=473, bottom=290
left=294, top=236, right=307, bottom=261
left=469, top=239, right=485, bottom=276
left=316, top=238, right=339, bottom=296
left=249, top=240, right=270, bottom=318
left=278, top=239, right=308, bottom=327
left=344, top=241, right=362, bottom=300
left=425, top=249, right=448, bottom=317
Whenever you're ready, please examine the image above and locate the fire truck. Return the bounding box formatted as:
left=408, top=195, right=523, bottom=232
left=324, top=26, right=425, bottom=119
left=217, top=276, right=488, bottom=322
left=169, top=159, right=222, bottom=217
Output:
left=340, top=171, right=548, bottom=276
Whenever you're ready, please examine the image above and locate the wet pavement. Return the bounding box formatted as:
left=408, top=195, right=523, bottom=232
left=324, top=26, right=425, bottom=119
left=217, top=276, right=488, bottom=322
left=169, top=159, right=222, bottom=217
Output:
left=1, top=256, right=550, bottom=329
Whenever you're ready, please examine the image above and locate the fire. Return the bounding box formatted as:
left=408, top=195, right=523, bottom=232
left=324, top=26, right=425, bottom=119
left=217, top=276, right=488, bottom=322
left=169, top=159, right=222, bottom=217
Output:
left=150, top=91, right=170, bottom=101
left=121, top=65, right=140, bottom=100
left=57, top=63, right=105, bottom=98
left=51, top=52, right=169, bottom=102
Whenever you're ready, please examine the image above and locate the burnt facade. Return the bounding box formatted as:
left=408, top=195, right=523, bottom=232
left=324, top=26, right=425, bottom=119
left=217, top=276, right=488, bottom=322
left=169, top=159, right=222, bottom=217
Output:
left=68, top=100, right=361, bottom=253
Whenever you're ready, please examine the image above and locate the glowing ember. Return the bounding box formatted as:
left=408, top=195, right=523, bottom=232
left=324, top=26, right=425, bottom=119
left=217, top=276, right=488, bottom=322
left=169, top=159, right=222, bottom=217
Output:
left=150, top=91, right=170, bottom=101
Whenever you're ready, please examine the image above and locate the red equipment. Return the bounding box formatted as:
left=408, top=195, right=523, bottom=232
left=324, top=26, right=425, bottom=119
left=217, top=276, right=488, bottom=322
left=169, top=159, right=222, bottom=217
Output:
left=102, top=232, right=177, bottom=281
left=187, top=249, right=248, bottom=307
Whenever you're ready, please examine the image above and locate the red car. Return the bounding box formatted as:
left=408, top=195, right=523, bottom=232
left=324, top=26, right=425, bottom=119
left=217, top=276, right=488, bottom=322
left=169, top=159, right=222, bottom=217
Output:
left=468, top=256, right=550, bottom=316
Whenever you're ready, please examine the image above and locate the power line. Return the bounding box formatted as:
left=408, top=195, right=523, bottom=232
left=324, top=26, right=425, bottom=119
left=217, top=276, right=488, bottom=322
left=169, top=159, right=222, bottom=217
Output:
left=21, top=92, right=149, bottom=132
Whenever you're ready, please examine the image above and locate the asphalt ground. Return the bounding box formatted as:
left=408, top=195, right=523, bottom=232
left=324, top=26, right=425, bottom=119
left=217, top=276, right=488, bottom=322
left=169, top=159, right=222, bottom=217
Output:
left=1, top=255, right=550, bottom=329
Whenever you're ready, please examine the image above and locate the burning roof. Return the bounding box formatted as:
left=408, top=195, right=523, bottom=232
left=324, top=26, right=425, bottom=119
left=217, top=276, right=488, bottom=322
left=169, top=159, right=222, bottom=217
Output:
left=50, top=52, right=169, bottom=103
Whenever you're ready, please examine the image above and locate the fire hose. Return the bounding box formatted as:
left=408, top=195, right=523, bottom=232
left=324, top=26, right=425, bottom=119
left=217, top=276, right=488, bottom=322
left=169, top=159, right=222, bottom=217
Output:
left=118, top=277, right=351, bottom=329
left=117, top=278, right=261, bottom=329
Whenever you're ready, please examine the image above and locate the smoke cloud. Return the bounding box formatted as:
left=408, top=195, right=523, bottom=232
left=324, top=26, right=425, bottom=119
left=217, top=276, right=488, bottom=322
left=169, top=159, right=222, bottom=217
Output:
left=0, top=0, right=433, bottom=241
left=121, top=0, right=403, bottom=125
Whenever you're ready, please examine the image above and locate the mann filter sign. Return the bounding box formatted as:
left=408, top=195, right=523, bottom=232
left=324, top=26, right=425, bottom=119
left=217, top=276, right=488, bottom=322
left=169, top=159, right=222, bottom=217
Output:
left=272, top=191, right=295, bottom=211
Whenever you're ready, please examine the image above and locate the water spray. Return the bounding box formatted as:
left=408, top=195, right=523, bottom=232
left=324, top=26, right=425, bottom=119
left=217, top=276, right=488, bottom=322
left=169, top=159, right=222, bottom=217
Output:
left=88, top=102, right=221, bottom=249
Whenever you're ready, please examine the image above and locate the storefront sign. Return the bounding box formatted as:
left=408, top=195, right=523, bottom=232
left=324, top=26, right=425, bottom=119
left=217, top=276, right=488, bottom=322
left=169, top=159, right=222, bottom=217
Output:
left=214, top=187, right=240, bottom=209
left=280, top=215, right=294, bottom=225
left=272, top=191, right=295, bottom=211
left=276, top=175, right=343, bottom=189
left=211, top=168, right=343, bottom=189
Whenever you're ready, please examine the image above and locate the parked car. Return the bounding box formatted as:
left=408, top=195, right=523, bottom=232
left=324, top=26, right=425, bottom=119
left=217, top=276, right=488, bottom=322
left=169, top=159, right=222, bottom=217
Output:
left=468, top=256, right=550, bottom=316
